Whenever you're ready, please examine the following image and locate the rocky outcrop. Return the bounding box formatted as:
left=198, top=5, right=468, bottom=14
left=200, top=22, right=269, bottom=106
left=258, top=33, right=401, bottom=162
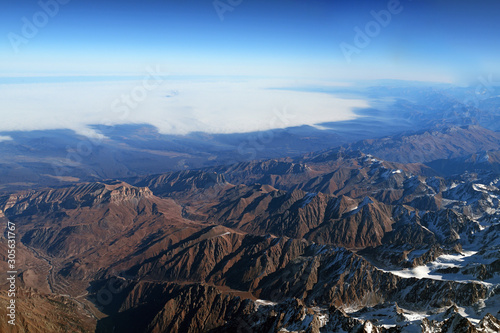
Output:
left=136, top=170, right=228, bottom=197
left=346, top=125, right=500, bottom=164
left=421, top=312, right=500, bottom=333
left=0, top=288, right=96, bottom=333
left=2, top=124, right=500, bottom=333
left=95, top=282, right=251, bottom=333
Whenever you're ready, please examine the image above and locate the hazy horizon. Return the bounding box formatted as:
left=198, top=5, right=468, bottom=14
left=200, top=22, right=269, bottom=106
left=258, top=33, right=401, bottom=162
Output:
left=1, top=0, right=499, bottom=136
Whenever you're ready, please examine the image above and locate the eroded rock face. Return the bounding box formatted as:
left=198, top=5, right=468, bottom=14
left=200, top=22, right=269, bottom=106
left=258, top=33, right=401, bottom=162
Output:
left=3, top=173, right=497, bottom=332
left=0, top=288, right=96, bottom=333
left=345, top=125, right=500, bottom=164
left=136, top=170, right=228, bottom=197
left=92, top=281, right=499, bottom=333
left=86, top=230, right=490, bottom=332
left=94, top=282, right=252, bottom=333
left=421, top=312, right=500, bottom=333
left=2, top=125, right=500, bottom=332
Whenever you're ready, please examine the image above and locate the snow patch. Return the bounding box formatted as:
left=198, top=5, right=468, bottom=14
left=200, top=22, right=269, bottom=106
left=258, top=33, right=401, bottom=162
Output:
left=214, top=231, right=231, bottom=238
left=364, top=321, right=373, bottom=333
left=255, top=299, right=277, bottom=307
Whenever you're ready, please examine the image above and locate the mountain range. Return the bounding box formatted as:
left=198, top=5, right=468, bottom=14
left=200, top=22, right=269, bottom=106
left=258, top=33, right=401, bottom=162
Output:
left=1, top=83, right=500, bottom=332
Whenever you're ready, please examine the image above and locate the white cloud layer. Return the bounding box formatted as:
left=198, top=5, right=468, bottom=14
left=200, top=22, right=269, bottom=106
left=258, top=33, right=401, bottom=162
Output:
left=0, top=78, right=369, bottom=136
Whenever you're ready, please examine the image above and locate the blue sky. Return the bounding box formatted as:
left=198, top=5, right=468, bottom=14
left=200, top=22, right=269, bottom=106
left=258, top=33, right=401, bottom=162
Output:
left=0, top=0, right=499, bottom=136
left=1, top=0, right=499, bottom=82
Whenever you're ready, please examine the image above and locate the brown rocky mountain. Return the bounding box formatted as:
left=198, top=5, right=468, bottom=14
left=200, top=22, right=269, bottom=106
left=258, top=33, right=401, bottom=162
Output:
left=344, top=125, right=500, bottom=164
left=91, top=233, right=488, bottom=332
left=428, top=150, right=500, bottom=176
left=3, top=179, right=491, bottom=331
left=1, top=125, right=500, bottom=332
left=95, top=282, right=251, bottom=333
left=208, top=150, right=436, bottom=195
left=0, top=288, right=95, bottom=333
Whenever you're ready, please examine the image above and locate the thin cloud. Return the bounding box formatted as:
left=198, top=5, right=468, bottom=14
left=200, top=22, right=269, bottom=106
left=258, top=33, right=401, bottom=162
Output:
left=0, top=78, right=369, bottom=137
